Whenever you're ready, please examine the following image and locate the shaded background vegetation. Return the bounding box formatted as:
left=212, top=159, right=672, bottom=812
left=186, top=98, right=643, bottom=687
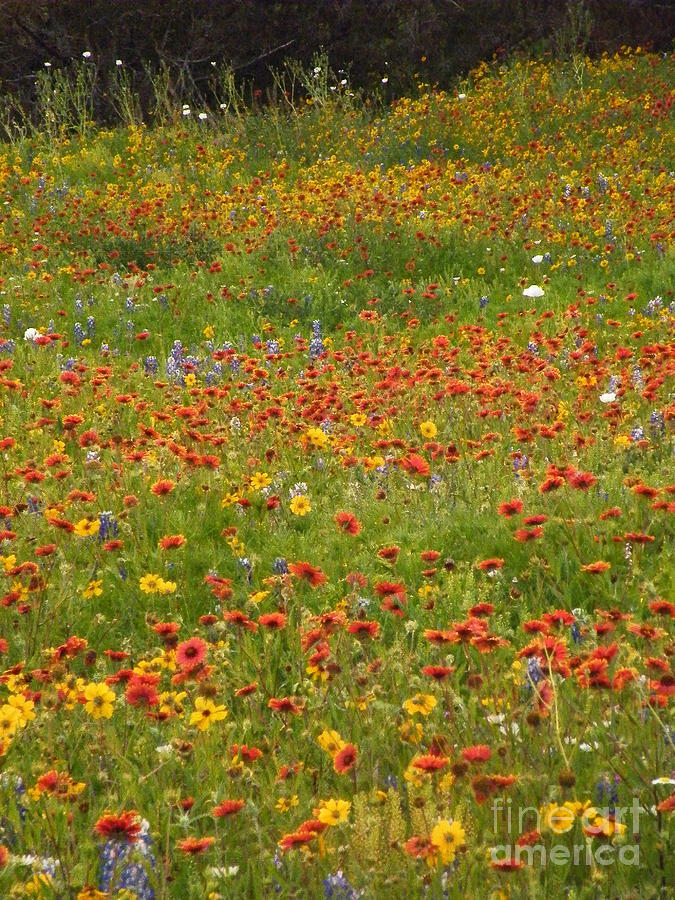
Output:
left=0, top=0, right=673, bottom=125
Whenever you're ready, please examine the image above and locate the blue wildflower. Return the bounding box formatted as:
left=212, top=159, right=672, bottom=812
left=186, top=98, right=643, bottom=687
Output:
left=98, top=817, right=155, bottom=899
left=323, top=870, right=364, bottom=899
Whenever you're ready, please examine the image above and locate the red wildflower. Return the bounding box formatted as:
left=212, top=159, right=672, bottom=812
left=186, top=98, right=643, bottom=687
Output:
left=315, top=610, right=347, bottom=633
left=346, top=621, right=380, bottom=639
left=150, top=480, right=175, bottom=496
left=103, top=649, right=130, bottom=661
left=380, top=596, right=407, bottom=617
left=580, top=561, right=611, bottom=574
left=632, top=483, right=659, bottom=498
left=477, top=558, right=504, bottom=572
left=159, top=535, right=186, bottom=550
left=373, top=580, right=406, bottom=598
left=204, top=574, right=233, bottom=600
left=448, top=619, right=487, bottom=644
left=278, top=830, right=316, bottom=851
left=472, top=633, right=509, bottom=653
left=175, top=637, right=208, bottom=671
left=576, top=659, right=611, bottom=689
left=595, top=608, right=631, bottom=622
left=125, top=678, right=159, bottom=708
left=377, top=546, right=400, bottom=562
left=231, top=744, right=263, bottom=761
left=568, top=471, right=597, bottom=490
left=258, top=612, right=287, bottom=630
left=539, top=476, right=565, bottom=493
left=300, top=628, right=323, bottom=652
left=49, top=517, right=74, bottom=532
left=514, top=527, right=544, bottom=542
left=297, top=818, right=328, bottom=835
left=213, top=800, right=245, bottom=817
left=491, top=858, right=526, bottom=871
left=473, top=774, right=518, bottom=804
left=413, top=755, right=449, bottom=772
left=613, top=668, right=638, bottom=690
left=628, top=623, right=666, bottom=641
left=234, top=682, right=258, bottom=697
left=399, top=453, right=430, bottom=476
left=523, top=514, right=547, bottom=525
left=276, top=764, right=298, bottom=781
left=94, top=811, right=141, bottom=843
left=334, top=511, right=361, bottom=535
left=517, top=830, right=542, bottom=846
left=288, top=561, right=327, bottom=587
left=222, top=610, right=258, bottom=631
left=35, top=544, right=57, bottom=556
left=105, top=669, right=135, bottom=686
left=152, top=621, right=180, bottom=637
left=423, top=628, right=454, bottom=644
left=649, top=600, right=675, bottom=617
left=541, top=610, right=575, bottom=628
left=498, top=499, right=523, bottom=518
left=420, top=550, right=441, bottom=562
left=78, top=430, right=99, bottom=448
left=622, top=532, right=654, bottom=544
left=657, top=793, right=675, bottom=813
left=268, top=697, right=302, bottom=715
left=645, top=657, right=669, bottom=672
left=404, top=835, right=435, bottom=858
left=345, top=571, right=368, bottom=588
left=177, top=836, right=215, bottom=854
left=469, top=602, right=494, bottom=618
left=421, top=665, right=455, bottom=680
left=103, top=540, right=123, bottom=551
left=334, top=744, right=357, bottom=774
left=462, top=745, right=492, bottom=763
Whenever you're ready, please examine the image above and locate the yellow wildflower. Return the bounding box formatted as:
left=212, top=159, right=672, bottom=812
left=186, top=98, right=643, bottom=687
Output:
left=316, top=798, right=351, bottom=826
left=83, top=682, right=115, bottom=720
left=7, top=694, right=36, bottom=725
left=0, top=704, right=22, bottom=738
left=289, top=495, right=311, bottom=516
left=82, top=579, right=103, bottom=598
left=74, top=518, right=99, bottom=537
left=419, top=421, right=438, bottom=439
left=317, top=729, right=345, bottom=756
left=399, top=720, right=424, bottom=744
left=189, top=697, right=228, bottom=731
left=139, top=573, right=162, bottom=594
left=305, top=427, right=329, bottom=450
left=402, top=693, right=437, bottom=716
left=430, top=819, right=465, bottom=865
left=249, top=471, right=272, bottom=491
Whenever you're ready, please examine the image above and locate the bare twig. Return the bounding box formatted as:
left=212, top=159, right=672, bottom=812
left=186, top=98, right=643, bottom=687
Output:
left=233, top=39, right=296, bottom=72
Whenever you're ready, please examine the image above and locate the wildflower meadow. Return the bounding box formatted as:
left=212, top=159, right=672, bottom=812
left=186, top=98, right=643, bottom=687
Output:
left=0, top=46, right=672, bottom=898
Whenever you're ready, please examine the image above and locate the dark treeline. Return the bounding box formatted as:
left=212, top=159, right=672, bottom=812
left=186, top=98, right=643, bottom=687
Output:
left=1, top=0, right=673, bottom=124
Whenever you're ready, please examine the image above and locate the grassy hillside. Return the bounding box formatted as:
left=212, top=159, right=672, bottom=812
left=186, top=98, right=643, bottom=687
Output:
left=0, top=48, right=672, bottom=898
